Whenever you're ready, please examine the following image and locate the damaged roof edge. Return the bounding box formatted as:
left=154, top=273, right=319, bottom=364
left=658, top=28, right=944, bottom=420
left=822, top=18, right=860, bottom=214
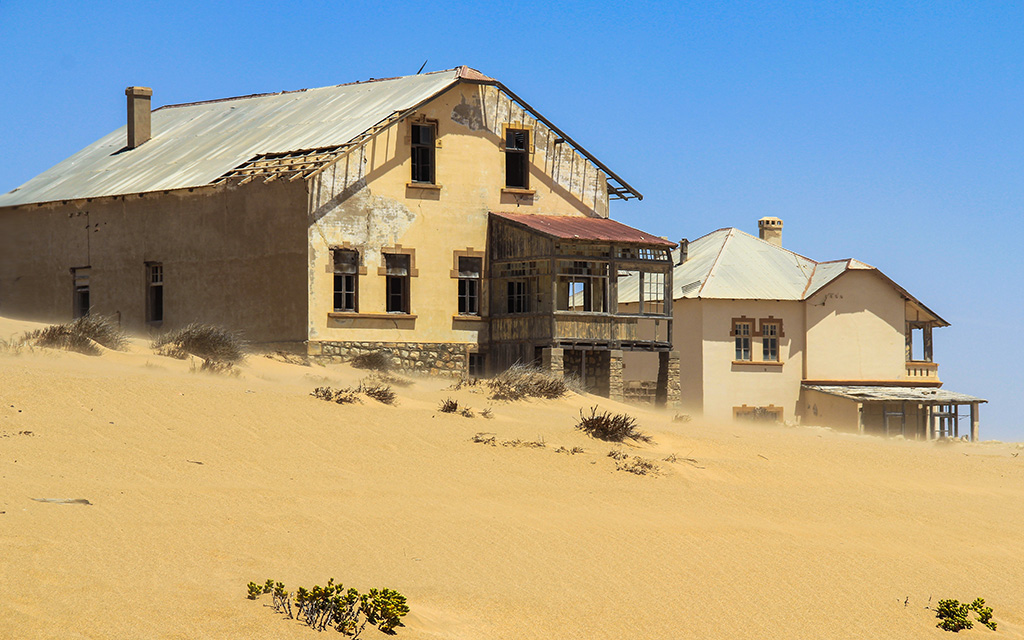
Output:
left=458, top=73, right=643, bottom=202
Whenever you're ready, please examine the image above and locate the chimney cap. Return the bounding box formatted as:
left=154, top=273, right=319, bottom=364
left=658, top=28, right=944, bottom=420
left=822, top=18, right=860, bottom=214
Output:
left=758, top=216, right=783, bottom=228
left=125, top=86, right=153, bottom=97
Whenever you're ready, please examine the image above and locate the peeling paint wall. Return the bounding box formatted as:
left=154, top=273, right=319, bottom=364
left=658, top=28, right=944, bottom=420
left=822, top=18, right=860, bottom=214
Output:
left=306, top=82, right=612, bottom=347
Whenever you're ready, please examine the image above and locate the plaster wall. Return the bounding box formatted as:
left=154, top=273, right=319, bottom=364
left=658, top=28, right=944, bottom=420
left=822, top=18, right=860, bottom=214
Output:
left=0, top=181, right=309, bottom=343
left=698, top=299, right=805, bottom=423
left=799, top=389, right=861, bottom=432
left=306, top=82, right=611, bottom=347
left=805, top=270, right=906, bottom=381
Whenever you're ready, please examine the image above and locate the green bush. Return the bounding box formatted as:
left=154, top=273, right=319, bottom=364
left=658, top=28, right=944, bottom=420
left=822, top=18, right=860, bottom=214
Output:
left=153, top=323, right=245, bottom=363
left=935, top=597, right=996, bottom=632
left=248, top=578, right=409, bottom=637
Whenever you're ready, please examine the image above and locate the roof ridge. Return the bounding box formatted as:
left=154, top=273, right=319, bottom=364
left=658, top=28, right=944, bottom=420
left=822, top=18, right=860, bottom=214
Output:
left=155, top=67, right=460, bottom=112
left=697, top=228, right=735, bottom=297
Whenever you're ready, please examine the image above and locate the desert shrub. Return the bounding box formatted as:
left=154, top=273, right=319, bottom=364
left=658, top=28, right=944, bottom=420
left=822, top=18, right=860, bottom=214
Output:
left=26, top=315, right=128, bottom=355
left=249, top=578, right=408, bottom=637
left=156, top=344, right=189, bottom=359
left=672, top=413, right=692, bottom=423
left=198, top=359, right=237, bottom=375
left=0, top=336, right=28, bottom=355
left=361, top=382, right=396, bottom=405
left=153, top=323, right=245, bottom=363
left=576, top=406, right=652, bottom=443
left=471, top=432, right=497, bottom=445
left=555, top=446, right=585, bottom=455
left=487, top=364, right=571, bottom=401
left=364, top=370, right=412, bottom=387
left=481, top=407, right=494, bottom=419
left=935, top=598, right=997, bottom=632
left=501, top=437, right=545, bottom=448
left=439, top=398, right=459, bottom=413
left=350, top=351, right=391, bottom=371
left=615, top=455, right=661, bottom=476
left=935, top=599, right=973, bottom=632
left=311, top=386, right=361, bottom=404
left=608, top=448, right=628, bottom=461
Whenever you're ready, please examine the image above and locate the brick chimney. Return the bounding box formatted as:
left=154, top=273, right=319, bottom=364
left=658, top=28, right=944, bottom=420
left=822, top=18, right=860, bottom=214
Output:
left=125, top=86, right=153, bottom=149
left=758, top=217, right=783, bottom=247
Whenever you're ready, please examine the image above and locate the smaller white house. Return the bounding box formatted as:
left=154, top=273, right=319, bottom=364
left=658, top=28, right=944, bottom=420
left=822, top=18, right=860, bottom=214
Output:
left=619, top=218, right=985, bottom=440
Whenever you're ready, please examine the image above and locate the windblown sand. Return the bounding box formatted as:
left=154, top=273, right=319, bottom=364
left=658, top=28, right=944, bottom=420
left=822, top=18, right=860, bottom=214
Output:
left=1, top=317, right=1022, bottom=639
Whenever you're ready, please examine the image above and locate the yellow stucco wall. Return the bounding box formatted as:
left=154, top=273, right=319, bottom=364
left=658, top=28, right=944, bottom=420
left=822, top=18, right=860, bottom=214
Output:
left=804, top=270, right=906, bottom=382
left=306, top=82, right=611, bottom=346
left=697, top=299, right=805, bottom=423
left=799, top=389, right=861, bottom=432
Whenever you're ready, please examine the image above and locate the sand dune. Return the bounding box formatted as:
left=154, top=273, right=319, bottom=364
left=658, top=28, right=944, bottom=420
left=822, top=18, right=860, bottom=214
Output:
left=1, top=317, right=1022, bottom=639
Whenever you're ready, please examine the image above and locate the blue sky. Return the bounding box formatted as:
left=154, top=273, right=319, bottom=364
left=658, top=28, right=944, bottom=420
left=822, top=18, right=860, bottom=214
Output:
left=2, top=1, right=1021, bottom=439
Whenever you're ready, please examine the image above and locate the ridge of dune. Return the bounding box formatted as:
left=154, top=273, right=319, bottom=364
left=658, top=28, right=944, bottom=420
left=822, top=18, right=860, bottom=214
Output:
left=1, top=316, right=1021, bottom=639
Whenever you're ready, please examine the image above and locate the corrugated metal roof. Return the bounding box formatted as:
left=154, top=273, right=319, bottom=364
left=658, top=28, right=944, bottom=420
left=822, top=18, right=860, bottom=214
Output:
left=490, top=212, right=676, bottom=246
left=804, top=385, right=986, bottom=404
left=0, top=70, right=462, bottom=207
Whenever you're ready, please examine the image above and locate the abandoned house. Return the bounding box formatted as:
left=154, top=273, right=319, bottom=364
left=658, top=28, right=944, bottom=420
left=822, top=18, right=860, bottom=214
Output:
left=617, top=217, right=986, bottom=439
left=0, top=66, right=680, bottom=403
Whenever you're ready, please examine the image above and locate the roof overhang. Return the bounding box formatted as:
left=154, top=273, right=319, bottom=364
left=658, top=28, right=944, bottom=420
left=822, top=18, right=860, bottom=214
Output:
left=803, top=384, right=986, bottom=404
left=490, top=212, right=675, bottom=247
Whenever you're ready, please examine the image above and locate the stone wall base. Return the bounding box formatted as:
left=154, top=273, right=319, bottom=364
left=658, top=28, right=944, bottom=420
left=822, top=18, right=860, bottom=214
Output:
left=311, top=340, right=469, bottom=376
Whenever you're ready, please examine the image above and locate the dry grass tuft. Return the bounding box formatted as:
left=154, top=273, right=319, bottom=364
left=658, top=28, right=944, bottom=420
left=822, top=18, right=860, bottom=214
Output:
left=25, top=315, right=128, bottom=355
left=153, top=323, right=245, bottom=363
left=577, top=406, right=652, bottom=443
left=349, top=351, right=392, bottom=371
left=311, top=386, right=362, bottom=404
left=439, top=398, right=459, bottom=413
left=615, top=455, right=661, bottom=476
left=360, top=380, right=396, bottom=405
left=487, top=364, right=573, bottom=401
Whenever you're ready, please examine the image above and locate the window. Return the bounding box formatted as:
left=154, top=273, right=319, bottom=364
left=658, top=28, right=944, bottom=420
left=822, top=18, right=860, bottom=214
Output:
left=761, top=320, right=780, bottom=361
left=641, top=271, right=665, bottom=315
left=410, top=123, right=435, bottom=184
left=72, top=267, right=90, bottom=318
left=457, top=256, right=482, bottom=316
left=507, top=279, right=529, bottom=313
left=732, top=318, right=752, bottom=361
left=505, top=128, right=529, bottom=189
left=384, top=253, right=411, bottom=313
left=557, top=260, right=607, bottom=312
left=468, top=353, right=486, bottom=377
left=333, top=249, right=360, bottom=312
left=146, top=263, right=163, bottom=324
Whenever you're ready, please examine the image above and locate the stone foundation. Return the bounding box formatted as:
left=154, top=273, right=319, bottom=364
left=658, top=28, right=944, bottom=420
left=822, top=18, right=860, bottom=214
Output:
left=311, top=341, right=469, bottom=376
left=658, top=351, right=681, bottom=408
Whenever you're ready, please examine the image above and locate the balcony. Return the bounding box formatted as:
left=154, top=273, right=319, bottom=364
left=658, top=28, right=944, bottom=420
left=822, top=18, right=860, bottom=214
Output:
left=905, top=361, right=940, bottom=384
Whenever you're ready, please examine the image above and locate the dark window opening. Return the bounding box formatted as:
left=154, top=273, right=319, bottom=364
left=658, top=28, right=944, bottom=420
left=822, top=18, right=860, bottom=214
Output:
left=557, top=260, right=607, bottom=312
left=457, top=256, right=482, bottom=315
left=146, top=263, right=163, bottom=324
left=505, top=128, right=529, bottom=189
left=506, top=279, right=529, bottom=313
left=468, top=353, right=486, bottom=377
left=411, top=124, right=435, bottom=184
left=385, top=253, right=411, bottom=313
left=333, top=249, right=360, bottom=312
left=72, top=268, right=90, bottom=318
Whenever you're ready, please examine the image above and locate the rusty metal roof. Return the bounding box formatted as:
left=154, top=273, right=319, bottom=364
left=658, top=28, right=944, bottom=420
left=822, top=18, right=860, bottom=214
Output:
left=490, top=212, right=675, bottom=247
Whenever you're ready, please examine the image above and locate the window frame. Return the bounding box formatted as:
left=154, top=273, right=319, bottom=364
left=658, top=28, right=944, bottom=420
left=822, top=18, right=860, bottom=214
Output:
left=502, top=125, right=531, bottom=190
left=379, top=245, right=418, bottom=315
left=146, top=262, right=163, bottom=325
left=71, top=266, right=90, bottom=319
left=453, top=253, right=483, bottom=316
left=759, top=317, right=783, bottom=362
left=331, top=248, right=363, bottom=313
left=409, top=120, right=437, bottom=185
left=731, top=317, right=753, bottom=362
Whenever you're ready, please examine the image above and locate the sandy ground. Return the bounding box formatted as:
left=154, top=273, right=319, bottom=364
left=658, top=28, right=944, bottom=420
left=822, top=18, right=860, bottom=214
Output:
left=1, top=316, right=1022, bottom=639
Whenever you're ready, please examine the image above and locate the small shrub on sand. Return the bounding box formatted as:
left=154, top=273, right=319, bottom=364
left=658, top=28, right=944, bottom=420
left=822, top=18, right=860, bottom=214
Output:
left=153, top=323, right=245, bottom=363
left=615, top=455, right=661, bottom=476
left=576, top=406, right=652, bottom=443
left=459, top=407, right=475, bottom=418
left=196, top=358, right=239, bottom=376
left=361, top=381, right=396, bottom=405
left=487, top=364, right=571, bottom=401
left=247, top=578, right=408, bottom=637
left=350, top=351, right=392, bottom=371
left=26, top=315, right=128, bottom=355
left=935, top=598, right=996, bottom=632
left=363, top=370, right=413, bottom=387
left=439, top=398, right=459, bottom=413
left=311, top=386, right=361, bottom=404
left=0, top=336, right=29, bottom=355
left=481, top=407, right=494, bottom=419
left=471, top=432, right=497, bottom=445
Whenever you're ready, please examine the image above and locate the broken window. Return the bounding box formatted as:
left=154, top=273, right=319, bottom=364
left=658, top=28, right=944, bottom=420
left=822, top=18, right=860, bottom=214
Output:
left=333, top=249, right=359, bottom=312
left=457, top=256, right=482, bottom=316
left=506, top=280, right=530, bottom=314
left=410, top=123, right=435, bottom=184
left=760, top=319, right=781, bottom=361
left=732, top=318, right=752, bottom=361
left=557, top=260, right=607, bottom=312
left=505, top=128, right=529, bottom=189
left=384, top=253, right=410, bottom=314
left=146, top=263, right=163, bottom=324
left=468, top=353, right=486, bottom=377
left=72, top=267, right=90, bottom=318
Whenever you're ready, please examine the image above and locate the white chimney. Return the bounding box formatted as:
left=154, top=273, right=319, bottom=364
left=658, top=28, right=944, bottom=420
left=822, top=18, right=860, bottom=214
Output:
left=758, top=217, right=783, bottom=246
left=125, top=86, right=153, bottom=149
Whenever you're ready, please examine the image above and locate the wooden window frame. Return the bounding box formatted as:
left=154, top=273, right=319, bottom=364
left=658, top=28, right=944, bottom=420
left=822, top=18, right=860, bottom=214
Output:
left=758, top=316, right=783, bottom=362
left=409, top=117, right=439, bottom=185
left=331, top=248, right=364, bottom=313
left=452, top=249, right=484, bottom=317
left=379, top=245, right=418, bottom=315
left=145, top=262, right=164, bottom=325
left=502, top=123, right=532, bottom=190
left=71, top=266, right=91, bottom=319
left=731, top=316, right=753, bottom=362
